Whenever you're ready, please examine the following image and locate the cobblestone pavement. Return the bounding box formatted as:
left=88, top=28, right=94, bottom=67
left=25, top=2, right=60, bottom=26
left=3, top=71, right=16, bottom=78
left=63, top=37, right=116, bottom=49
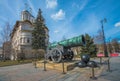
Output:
left=0, top=57, right=120, bottom=81
left=0, top=63, right=90, bottom=81
left=92, top=57, right=120, bottom=81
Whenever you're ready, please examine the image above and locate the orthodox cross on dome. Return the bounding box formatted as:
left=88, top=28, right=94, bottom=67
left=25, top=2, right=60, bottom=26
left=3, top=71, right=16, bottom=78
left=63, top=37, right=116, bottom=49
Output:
left=24, top=3, right=32, bottom=14
left=29, top=7, right=32, bottom=14
left=25, top=3, right=29, bottom=10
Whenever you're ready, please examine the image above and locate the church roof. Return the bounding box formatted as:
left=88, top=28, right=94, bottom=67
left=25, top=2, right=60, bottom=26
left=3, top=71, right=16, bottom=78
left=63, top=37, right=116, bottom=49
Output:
left=10, top=8, right=49, bottom=38
left=22, top=10, right=35, bottom=18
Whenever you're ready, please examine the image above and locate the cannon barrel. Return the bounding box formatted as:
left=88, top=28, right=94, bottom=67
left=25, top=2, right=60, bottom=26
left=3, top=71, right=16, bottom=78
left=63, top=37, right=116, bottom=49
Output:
left=49, top=35, right=85, bottom=49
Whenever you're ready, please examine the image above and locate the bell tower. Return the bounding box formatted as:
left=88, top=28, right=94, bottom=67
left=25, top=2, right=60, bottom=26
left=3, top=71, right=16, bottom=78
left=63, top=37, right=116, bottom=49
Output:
left=21, top=3, right=35, bottom=23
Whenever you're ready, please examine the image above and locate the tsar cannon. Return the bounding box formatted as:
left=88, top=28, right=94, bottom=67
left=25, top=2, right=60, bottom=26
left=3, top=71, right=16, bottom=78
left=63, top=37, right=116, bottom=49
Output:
left=46, top=35, right=85, bottom=62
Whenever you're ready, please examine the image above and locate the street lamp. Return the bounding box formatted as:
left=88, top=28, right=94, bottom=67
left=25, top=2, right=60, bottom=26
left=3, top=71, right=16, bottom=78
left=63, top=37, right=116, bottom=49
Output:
left=101, top=18, right=108, bottom=57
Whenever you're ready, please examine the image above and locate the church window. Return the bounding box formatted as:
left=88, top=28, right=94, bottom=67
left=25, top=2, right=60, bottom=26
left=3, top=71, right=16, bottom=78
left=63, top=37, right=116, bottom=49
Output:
left=27, top=38, right=30, bottom=43
left=20, top=38, right=22, bottom=43
left=23, top=37, right=26, bottom=43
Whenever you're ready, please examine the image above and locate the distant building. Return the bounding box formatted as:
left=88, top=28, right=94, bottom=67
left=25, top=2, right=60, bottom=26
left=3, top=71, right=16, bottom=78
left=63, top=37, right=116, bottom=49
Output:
left=10, top=9, right=49, bottom=60
left=3, top=41, right=11, bottom=60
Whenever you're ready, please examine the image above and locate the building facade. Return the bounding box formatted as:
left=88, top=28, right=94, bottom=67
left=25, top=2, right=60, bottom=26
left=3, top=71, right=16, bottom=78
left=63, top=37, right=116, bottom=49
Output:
left=3, top=41, right=11, bottom=60
left=10, top=9, right=49, bottom=60
left=0, top=47, right=3, bottom=60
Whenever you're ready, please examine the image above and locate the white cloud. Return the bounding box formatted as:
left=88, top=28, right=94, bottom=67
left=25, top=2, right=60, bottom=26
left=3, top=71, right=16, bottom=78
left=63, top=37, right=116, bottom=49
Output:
left=46, top=0, right=57, bottom=9
left=54, top=30, right=59, bottom=33
left=50, top=0, right=88, bottom=42
left=51, top=9, right=65, bottom=20
left=115, top=22, right=120, bottom=27
left=63, top=0, right=88, bottom=25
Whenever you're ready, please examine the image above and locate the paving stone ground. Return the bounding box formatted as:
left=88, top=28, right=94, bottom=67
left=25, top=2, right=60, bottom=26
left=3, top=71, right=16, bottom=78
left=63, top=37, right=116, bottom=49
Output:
left=0, top=57, right=120, bottom=81
left=94, top=57, right=120, bottom=81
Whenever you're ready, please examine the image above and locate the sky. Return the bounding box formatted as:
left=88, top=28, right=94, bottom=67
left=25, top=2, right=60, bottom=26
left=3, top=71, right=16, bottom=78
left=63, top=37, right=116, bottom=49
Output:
left=0, top=0, right=120, bottom=43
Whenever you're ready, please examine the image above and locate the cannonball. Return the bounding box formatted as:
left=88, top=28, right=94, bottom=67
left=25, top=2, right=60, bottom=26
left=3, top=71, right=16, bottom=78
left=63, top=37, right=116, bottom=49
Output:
left=87, top=61, right=98, bottom=68
left=81, top=54, right=90, bottom=64
left=78, top=61, right=87, bottom=68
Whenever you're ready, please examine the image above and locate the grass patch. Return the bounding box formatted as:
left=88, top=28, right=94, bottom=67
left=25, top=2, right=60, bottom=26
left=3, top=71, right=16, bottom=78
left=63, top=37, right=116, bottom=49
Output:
left=0, top=60, right=32, bottom=67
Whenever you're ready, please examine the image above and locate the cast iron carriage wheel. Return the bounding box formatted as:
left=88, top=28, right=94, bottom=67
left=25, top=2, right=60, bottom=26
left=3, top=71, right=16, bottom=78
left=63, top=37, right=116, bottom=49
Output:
left=50, top=48, right=62, bottom=63
left=67, top=51, right=74, bottom=60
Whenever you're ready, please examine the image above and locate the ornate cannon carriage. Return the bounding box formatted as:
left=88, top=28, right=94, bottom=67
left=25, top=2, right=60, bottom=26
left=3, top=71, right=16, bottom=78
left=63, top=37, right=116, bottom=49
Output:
left=46, top=35, right=85, bottom=62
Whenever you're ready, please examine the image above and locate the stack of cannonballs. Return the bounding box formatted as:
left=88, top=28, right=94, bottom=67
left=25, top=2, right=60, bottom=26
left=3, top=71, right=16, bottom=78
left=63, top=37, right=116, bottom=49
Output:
left=78, top=54, right=97, bottom=68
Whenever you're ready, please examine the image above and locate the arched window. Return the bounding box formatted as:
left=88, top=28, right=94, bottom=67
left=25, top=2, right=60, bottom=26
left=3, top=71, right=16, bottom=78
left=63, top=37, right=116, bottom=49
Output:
left=27, top=38, right=30, bottom=43
left=20, top=38, right=22, bottom=43
left=23, top=37, right=25, bottom=43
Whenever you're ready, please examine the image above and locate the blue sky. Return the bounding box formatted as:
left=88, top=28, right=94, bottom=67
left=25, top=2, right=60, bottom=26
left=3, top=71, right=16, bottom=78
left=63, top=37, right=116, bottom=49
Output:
left=0, top=0, right=120, bottom=42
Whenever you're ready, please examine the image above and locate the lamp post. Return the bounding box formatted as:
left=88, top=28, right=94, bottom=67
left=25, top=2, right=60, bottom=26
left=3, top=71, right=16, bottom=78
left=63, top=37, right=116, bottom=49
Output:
left=90, top=66, right=97, bottom=80
left=107, top=37, right=112, bottom=72
left=101, top=18, right=108, bottom=57
left=107, top=57, right=111, bottom=72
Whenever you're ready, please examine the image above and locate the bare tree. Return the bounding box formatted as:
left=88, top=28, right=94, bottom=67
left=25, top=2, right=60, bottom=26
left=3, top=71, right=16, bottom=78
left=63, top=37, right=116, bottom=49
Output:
left=107, top=42, right=113, bottom=53
left=94, top=29, right=104, bottom=44
left=0, top=21, right=12, bottom=46
left=0, top=21, right=12, bottom=61
left=111, top=38, right=120, bottom=52
left=94, top=29, right=104, bottom=53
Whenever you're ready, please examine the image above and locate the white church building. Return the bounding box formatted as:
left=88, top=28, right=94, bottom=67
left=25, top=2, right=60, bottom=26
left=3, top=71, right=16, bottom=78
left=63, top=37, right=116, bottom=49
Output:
left=10, top=9, right=49, bottom=60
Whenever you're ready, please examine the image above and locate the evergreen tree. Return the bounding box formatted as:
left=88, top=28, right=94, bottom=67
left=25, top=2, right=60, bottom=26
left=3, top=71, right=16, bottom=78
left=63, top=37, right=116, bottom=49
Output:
left=32, top=9, right=46, bottom=50
left=80, top=34, right=97, bottom=57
